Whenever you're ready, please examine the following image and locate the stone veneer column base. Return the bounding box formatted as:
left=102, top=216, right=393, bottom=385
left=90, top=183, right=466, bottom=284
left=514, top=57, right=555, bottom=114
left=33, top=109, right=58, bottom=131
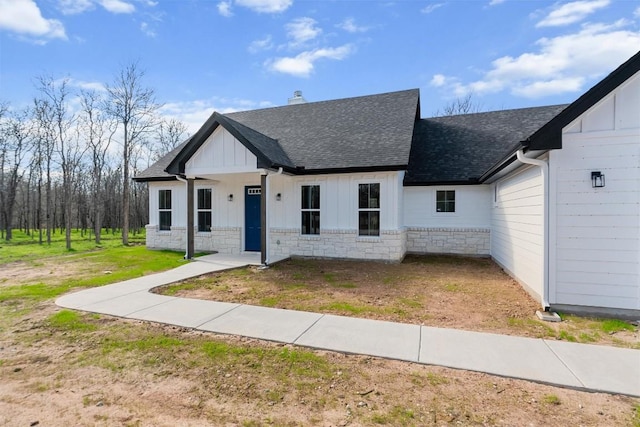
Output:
left=146, top=225, right=241, bottom=254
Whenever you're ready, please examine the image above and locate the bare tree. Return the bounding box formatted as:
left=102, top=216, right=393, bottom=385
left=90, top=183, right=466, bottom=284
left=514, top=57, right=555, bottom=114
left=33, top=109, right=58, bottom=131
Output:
left=0, top=105, right=32, bottom=241
left=153, top=117, right=188, bottom=161
left=105, top=62, right=160, bottom=245
left=33, top=94, right=58, bottom=244
left=35, top=76, right=87, bottom=250
left=434, top=93, right=484, bottom=117
left=79, top=89, right=116, bottom=244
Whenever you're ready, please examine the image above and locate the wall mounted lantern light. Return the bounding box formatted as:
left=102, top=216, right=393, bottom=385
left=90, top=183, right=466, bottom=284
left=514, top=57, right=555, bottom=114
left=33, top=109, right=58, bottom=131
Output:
left=228, top=194, right=234, bottom=201
left=591, top=171, right=605, bottom=188
left=276, top=193, right=282, bottom=201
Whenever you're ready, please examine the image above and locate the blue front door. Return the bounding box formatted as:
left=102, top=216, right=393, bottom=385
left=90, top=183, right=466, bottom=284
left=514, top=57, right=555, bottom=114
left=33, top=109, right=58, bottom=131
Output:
left=244, top=186, right=261, bottom=251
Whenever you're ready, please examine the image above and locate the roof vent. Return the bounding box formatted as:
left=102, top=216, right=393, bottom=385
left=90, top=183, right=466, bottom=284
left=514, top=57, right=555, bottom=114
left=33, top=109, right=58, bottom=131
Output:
left=288, top=90, right=307, bottom=105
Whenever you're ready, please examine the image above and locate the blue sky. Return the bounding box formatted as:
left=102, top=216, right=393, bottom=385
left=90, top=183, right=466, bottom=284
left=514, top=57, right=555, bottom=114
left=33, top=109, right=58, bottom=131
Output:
left=1, top=0, right=639, bottom=133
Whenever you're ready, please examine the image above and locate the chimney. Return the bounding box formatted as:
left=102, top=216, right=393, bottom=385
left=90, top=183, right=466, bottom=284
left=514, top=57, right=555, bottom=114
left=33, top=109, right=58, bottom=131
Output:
left=287, top=90, right=307, bottom=105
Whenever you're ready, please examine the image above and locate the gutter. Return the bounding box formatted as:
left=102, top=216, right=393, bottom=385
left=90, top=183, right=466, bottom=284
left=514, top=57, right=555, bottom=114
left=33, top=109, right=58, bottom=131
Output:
left=516, top=149, right=550, bottom=310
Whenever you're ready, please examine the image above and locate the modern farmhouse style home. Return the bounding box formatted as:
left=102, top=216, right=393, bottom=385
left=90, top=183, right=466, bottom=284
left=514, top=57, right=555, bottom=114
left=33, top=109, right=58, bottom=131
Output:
left=136, top=51, right=640, bottom=318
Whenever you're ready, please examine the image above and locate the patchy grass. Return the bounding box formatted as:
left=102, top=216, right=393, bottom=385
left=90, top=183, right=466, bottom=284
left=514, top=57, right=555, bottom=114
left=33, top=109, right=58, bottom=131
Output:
left=0, top=246, right=188, bottom=308
left=158, top=256, right=639, bottom=348
left=47, top=310, right=97, bottom=332
left=0, top=249, right=638, bottom=426
left=0, top=229, right=146, bottom=264
left=543, top=394, right=562, bottom=405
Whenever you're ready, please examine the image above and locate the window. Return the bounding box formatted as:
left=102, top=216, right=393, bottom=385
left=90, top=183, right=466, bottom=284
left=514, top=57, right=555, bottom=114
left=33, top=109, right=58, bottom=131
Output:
left=197, top=188, right=212, bottom=232
left=436, top=190, right=455, bottom=212
left=158, top=189, right=172, bottom=231
left=301, top=185, right=320, bottom=235
left=358, top=183, right=380, bottom=236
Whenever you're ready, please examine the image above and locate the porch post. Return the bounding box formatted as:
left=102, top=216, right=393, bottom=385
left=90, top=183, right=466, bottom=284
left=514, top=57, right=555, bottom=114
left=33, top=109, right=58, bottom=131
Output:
left=186, top=178, right=195, bottom=260
left=260, top=173, right=267, bottom=264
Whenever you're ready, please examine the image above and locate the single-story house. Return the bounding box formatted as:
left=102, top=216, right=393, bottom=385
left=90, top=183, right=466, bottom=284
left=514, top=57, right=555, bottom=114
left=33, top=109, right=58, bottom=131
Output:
left=135, top=51, right=640, bottom=318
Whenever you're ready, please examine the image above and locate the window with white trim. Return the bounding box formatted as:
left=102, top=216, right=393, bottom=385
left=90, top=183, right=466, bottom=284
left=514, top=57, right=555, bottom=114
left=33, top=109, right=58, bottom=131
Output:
left=301, top=185, right=320, bottom=235
left=158, top=189, right=172, bottom=231
left=358, top=183, right=380, bottom=236
left=197, top=188, right=212, bottom=232
left=436, top=190, right=455, bottom=212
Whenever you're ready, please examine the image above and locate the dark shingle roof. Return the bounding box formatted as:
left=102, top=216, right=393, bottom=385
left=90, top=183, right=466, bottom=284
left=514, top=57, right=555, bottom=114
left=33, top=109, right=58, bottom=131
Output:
left=223, top=89, right=420, bottom=172
left=133, top=138, right=191, bottom=181
left=404, top=105, right=568, bottom=185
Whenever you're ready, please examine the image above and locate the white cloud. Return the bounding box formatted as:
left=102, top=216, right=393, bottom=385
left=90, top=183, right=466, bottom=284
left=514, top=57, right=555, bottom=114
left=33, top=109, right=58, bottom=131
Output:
left=236, top=0, right=292, bottom=14
left=421, top=3, right=444, bottom=14
left=433, top=20, right=640, bottom=99
left=58, top=0, right=94, bottom=14
left=286, top=17, right=321, bottom=47
left=266, top=44, right=354, bottom=77
left=635, top=6, right=640, bottom=18
left=488, top=0, right=506, bottom=6
left=337, top=18, right=369, bottom=33
left=160, top=98, right=275, bottom=134
left=512, top=77, right=585, bottom=98
left=430, top=74, right=448, bottom=87
left=140, top=22, right=156, bottom=37
left=536, top=0, right=609, bottom=27
left=217, top=1, right=233, bottom=17
left=66, top=78, right=107, bottom=92
left=0, top=0, right=67, bottom=41
left=99, top=0, right=135, bottom=14
left=248, top=35, right=273, bottom=53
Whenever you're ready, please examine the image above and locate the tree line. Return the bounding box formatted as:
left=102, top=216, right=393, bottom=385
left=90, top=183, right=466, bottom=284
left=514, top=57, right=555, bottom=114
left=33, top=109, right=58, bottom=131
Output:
left=0, top=62, right=188, bottom=249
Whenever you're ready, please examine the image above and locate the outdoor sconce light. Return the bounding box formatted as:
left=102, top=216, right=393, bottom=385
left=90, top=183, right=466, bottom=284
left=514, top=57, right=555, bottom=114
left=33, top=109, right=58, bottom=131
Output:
left=276, top=193, right=282, bottom=201
left=228, top=194, right=234, bottom=201
left=591, top=171, right=605, bottom=188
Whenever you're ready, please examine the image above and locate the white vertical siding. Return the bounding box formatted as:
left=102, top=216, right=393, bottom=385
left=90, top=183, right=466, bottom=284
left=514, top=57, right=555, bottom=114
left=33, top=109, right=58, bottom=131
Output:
left=491, top=165, right=545, bottom=301
left=269, top=171, right=403, bottom=231
left=550, top=71, right=640, bottom=310
left=148, top=181, right=185, bottom=227
left=185, top=127, right=258, bottom=176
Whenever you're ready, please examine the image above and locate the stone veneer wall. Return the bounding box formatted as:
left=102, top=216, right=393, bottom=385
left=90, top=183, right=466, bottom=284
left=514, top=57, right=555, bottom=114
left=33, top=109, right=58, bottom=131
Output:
left=269, top=228, right=407, bottom=262
left=406, top=227, right=490, bottom=255
left=146, top=225, right=241, bottom=254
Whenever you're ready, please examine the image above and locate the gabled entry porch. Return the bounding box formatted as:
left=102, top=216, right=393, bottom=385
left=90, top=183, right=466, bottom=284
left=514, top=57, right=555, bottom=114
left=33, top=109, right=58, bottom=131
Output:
left=182, top=168, right=285, bottom=265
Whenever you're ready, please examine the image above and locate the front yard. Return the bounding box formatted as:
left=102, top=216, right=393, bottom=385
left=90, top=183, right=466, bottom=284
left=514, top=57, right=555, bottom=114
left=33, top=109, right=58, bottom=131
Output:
left=157, top=255, right=639, bottom=349
left=1, top=238, right=639, bottom=426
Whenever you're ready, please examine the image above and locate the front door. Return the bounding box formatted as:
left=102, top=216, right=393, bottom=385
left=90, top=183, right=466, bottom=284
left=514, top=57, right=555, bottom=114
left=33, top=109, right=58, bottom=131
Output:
left=244, top=186, right=261, bottom=251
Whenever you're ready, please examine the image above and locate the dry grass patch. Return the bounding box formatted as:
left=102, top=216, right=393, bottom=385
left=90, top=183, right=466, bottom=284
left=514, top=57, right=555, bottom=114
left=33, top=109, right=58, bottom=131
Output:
left=158, top=255, right=639, bottom=348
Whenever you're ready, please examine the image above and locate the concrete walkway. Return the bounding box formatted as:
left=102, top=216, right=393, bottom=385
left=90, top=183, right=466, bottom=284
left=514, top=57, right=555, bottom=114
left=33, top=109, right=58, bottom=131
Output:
left=55, top=253, right=640, bottom=397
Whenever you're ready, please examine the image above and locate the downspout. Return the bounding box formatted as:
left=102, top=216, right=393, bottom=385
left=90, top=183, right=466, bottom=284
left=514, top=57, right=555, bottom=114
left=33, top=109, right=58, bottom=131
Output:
left=516, top=149, right=550, bottom=310
left=175, top=176, right=189, bottom=259
left=264, top=167, right=284, bottom=265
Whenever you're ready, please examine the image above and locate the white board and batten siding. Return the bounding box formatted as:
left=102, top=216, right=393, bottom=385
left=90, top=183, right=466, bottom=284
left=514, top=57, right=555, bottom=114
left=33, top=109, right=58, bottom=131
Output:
left=549, top=71, right=640, bottom=311
left=491, top=165, right=545, bottom=303
left=185, top=127, right=258, bottom=176
left=268, top=171, right=404, bottom=231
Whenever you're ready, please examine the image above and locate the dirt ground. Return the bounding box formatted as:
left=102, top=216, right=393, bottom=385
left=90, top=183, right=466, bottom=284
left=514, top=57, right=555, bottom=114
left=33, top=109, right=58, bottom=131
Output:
left=157, top=255, right=639, bottom=348
left=1, top=255, right=639, bottom=426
